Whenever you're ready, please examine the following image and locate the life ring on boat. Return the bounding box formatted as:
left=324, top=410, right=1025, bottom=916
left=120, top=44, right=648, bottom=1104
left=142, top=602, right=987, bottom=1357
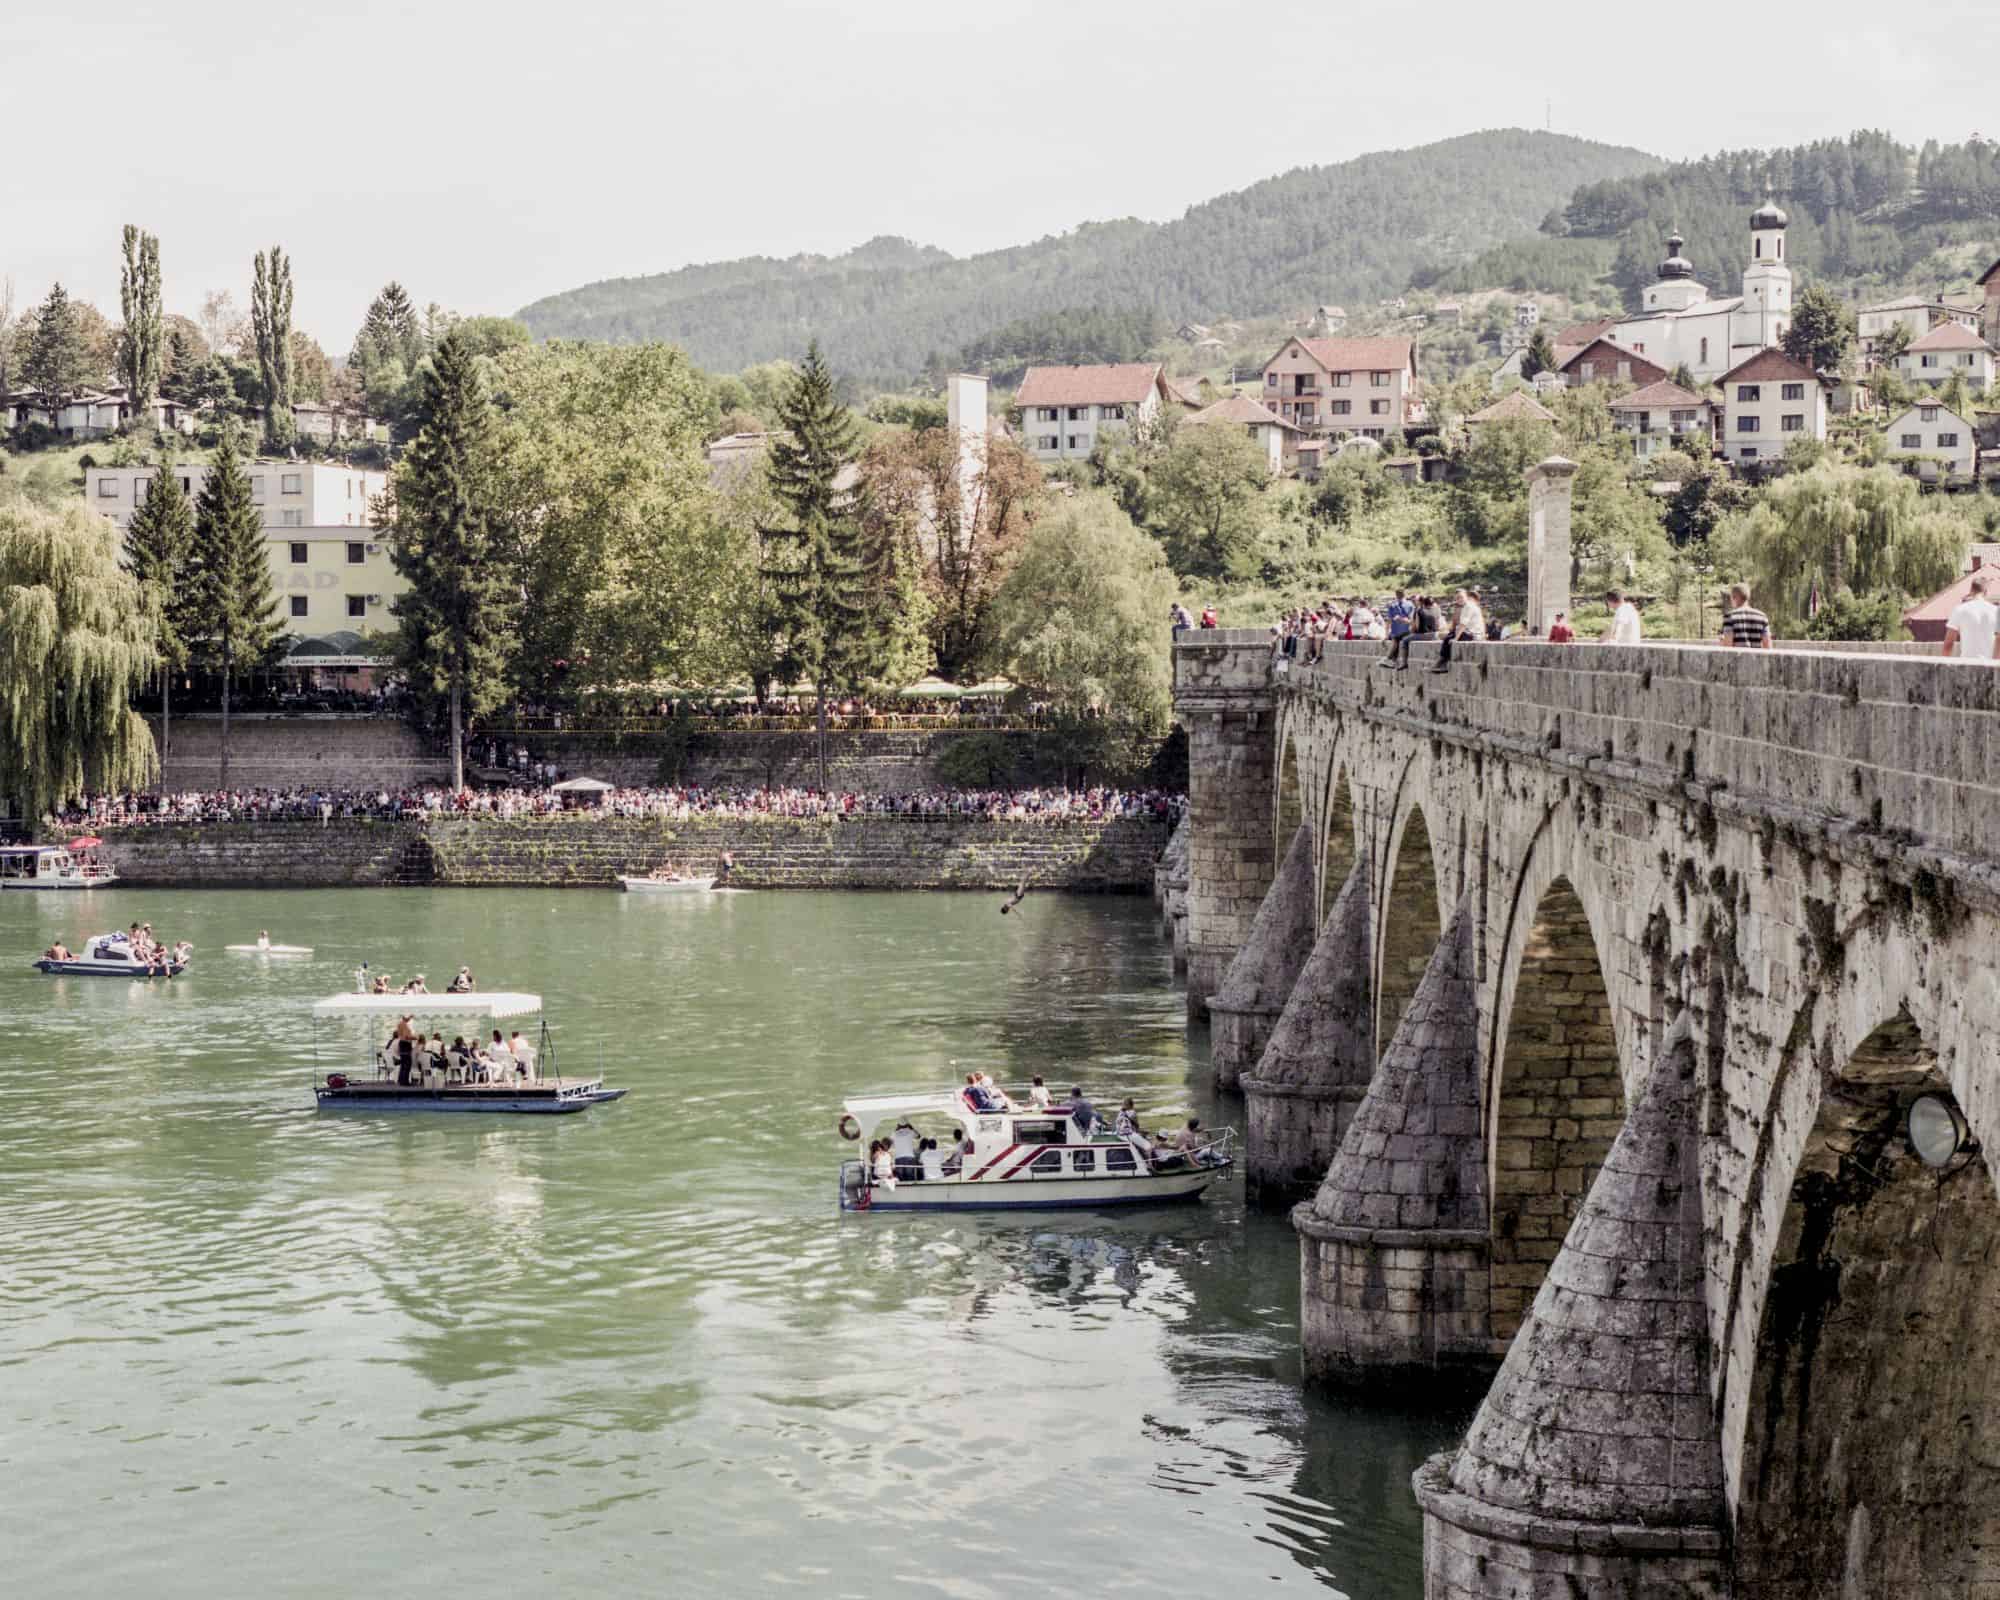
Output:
left=836, top=1113, right=862, bottom=1141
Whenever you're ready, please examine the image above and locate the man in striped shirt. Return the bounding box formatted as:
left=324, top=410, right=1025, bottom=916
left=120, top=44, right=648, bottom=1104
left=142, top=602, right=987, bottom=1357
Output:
left=1719, top=586, right=1773, bottom=649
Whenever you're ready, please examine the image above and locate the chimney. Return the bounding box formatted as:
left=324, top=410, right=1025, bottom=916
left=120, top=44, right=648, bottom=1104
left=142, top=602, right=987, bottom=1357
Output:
left=946, top=373, right=988, bottom=523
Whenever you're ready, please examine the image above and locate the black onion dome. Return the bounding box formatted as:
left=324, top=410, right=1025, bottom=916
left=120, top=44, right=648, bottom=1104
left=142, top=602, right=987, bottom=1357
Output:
left=1658, top=232, right=1695, bottom=279
left=1750, top=201, right=1789, bottom=230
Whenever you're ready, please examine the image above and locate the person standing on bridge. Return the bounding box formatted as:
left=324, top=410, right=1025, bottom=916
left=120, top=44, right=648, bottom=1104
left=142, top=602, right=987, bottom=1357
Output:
left=1605, top=589, right=1644, bottom=645
left=1944, top=568, right=2000, bottom=662
left=1719, top=586, right=1774, bottom=649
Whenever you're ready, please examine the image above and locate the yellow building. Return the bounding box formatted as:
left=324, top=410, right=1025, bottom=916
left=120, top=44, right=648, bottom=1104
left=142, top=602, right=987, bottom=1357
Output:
left=84, top=460, right=406, bottom=637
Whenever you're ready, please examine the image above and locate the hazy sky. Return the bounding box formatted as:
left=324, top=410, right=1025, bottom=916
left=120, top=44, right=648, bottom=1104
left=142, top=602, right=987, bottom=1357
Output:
left=5, top=0, right=1992, bottom=351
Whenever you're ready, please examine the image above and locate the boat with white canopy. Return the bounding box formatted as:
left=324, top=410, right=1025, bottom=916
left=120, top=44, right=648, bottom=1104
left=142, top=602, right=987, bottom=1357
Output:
left=1, top=840, right=117, bottom=889
left=310, top=991, right=626, bottom=1114
left=835, top=1089, right=1234, bottom=1212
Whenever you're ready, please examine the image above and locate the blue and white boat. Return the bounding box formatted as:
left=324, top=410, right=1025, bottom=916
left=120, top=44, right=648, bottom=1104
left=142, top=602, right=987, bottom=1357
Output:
left=34, top=931, right=189, bottom=978
left=2, top=841, right=117, bottom=890
left=310, top=990, right=627, bottom=1115
left=835, top=1090, right=1234, bottom=1212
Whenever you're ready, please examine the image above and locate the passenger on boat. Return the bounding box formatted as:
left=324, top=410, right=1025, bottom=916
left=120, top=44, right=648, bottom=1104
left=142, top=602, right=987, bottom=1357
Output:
left=393, top=1016, right=419, bottom=1085
left=975, top=1072, right=1013, bottom=1111
left=870, top=1140, right=898, bottom=1189
left=964, top=1073, right=1000, bottom=1112
left=447, top=1036, right=472, bottom=1083
left=1115, top=1099, right=1154, bottom=1160
left=257, top=930, right=271, bottom=950
left=509, top=1030, right=536, bottom=1081
left=891, top=1118, right=920, bottom=1179
left=447, top=967, right=475, bottom=993
left=1027, top=1075, right=1052, bottom=1110
left=942, top=1132, right=974, bottom=1176
left=487, top=1030, right=518, bottom=1081
left=1068, top=1088, right=1097, bottom=1139
left=371, top=974, right=392, bottom=994
left=429, top=1034, right=447, bottom=1083
left=403, top=974, right=430, bottom=995
left=919, top=1138, right=945, bottom=1181
left=44, top=940, right=73, bottom=962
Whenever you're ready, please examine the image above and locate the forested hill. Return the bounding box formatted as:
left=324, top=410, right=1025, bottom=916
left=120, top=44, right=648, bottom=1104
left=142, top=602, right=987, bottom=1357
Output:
left=516, top=130, right=1659, bottom=383
left=1547, top=132, right=2000, bottom=307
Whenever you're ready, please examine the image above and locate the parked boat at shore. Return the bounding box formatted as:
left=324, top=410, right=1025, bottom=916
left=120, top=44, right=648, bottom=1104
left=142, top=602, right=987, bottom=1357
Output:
left=836, top=1090, right=1234, bottom=1212
left=1, top=841, right=116, bottom=890
left=309, top=991, right=626, bottom=1114
left=618, top=873, right=717, bottom=893
left=35, top=932, right=190, bottom=978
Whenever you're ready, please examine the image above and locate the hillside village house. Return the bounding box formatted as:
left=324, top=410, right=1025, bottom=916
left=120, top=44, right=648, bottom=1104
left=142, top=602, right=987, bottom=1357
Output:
left=1856, top=295, right=1981, bottom=350
left=1014, top=363, right=1173, bottom=462
left=1465, top=390, right=1557, bottom=431
left=1886, top=403, right=1977, bottom=482
left=86, top=460, right=400, bottom=634
left=1606, top=206, right=1796, bottom=384
left=1183, top=392, right=1300, bottom=472
left=1608, top=380, right=1715, bottom=460
left=3, top=385, right=197, bottom=438
left=1260, top=335, right=1422, bottom=439
left=1891, top=322, right=1998, bottom=391
left=1718, top=348, right=1827, bottom=468
left=1558, top=336, right=1668, bottom=389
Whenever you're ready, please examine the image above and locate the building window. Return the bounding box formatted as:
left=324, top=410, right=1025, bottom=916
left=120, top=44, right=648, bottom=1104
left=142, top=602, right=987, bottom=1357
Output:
left=1740, top=447, right=1758, bottom=460
left=1939, top=432, right=1960, bottom=448
left=1103, top=405, right=1125, bottom=421
left=281, top=472, right=302, bottom=494
left=1330, top=400, right=1350, bottom=415
left=1037, top=408, right=1057, bottom=422
left=1781, top=383, right=1804, bottom=401
left=1066, top=407, right=1083, bottom=421
left=251, top=477, right=267, bottom=500
left=1901, top=434, right=1923, bottom=449
left=1920, top=407, right=1938, bottom=422
left=289, top=596, right=308, bottom=618
left=1617, top=362, right=1631, bottom=380
left=1580, top=362, right=1595, bottom=380
left=1922, top=355, right=1938, bottom=368
left=1737, top=385, right=1760, bottom=402
left=347, top=542, right=366, bottom=565
left=1038, top=436, right=1058, bottom=451
left=1781, top=414, right=1804, bottom=432
left=1066, top=435, right=1082, bottom=450
left=1369, top=399, right=1389, bottom=415
left=347, top=595, right=366, bottom=619
left=1737, top=416, right=1760, bottom=433
left=1331, top=372, right=1351, bottom=388
left=1265, top=372, right=1276, bottom=387
left=97, top=478, right=119, bottom=497
left=285, top=541, right=307, bottom=563
left=280, top=508, right=304, bottom=527
left=1699, top=338, right=1709, bottom=365
left=1370, top=371, right=1389, bottom=387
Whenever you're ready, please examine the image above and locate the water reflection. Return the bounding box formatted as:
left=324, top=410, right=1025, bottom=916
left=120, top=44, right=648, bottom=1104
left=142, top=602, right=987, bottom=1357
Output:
left=1, top=887, right=1453, bottom=1598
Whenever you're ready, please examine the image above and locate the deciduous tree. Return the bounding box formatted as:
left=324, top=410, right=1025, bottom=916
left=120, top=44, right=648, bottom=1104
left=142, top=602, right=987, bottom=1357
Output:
left=1781, top=283, right=1854, bottom=374
left=119, top=226, right=164, bottom=418
left=1146, top=423, right=1272, bottom=577
left=251, top=246, right=295, bottom=448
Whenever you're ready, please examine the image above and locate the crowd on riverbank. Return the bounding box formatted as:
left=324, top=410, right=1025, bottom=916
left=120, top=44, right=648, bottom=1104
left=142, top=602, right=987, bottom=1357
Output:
left=52, top=785, right=1185, bottom=829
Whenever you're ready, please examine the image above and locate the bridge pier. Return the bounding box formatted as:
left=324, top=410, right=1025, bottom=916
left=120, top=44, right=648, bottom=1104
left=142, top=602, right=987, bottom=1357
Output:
left=1173, top=635, right=1278, bottom=1021
left=1294, top=897, right=1493, bottom=1387
left=1207, top=823, right=1317, bottom=1090
left=1241, top=852, right=1374, bottom=1205
left=1415, top=1017, right=1727, bottom=1597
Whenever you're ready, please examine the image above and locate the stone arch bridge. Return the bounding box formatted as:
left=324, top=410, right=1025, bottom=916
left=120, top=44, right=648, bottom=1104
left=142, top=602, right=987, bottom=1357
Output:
left=1175, top=629, right=2000, bottom=1598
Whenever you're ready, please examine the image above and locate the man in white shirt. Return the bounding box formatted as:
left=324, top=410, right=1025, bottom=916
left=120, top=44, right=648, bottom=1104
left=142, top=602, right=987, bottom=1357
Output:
left=1606, top=589, right=1644, bottom=645
left=509, top=1030, right=537, bottom=1081
left=1944, top=569, right=2000, bottom=662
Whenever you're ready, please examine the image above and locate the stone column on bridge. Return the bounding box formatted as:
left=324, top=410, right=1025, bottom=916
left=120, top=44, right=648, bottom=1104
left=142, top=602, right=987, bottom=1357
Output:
left=1523, top=456, right=1577, bottom=638
left=1174, top=633, right=1278, bottom=1021
left=1294, top=896, right=1493, bottom=1387
left=1240, top=852, right=1375, bottom=1205
left=1207, top=823, right=1318, bottom=1090
left=1414, top=1014, right=1728, bottom=1598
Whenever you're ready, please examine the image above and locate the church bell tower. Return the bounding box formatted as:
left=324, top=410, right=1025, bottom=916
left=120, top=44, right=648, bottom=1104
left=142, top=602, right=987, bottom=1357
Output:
left=1741, top=201, right=1792, bottom=353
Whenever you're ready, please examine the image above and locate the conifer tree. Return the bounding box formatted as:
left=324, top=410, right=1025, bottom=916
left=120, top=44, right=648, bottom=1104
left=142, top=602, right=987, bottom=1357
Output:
left=386, top=330, right=513, bottom=792
left=189, top=432, right=282, bottom=788
left=124, top=468, right=194, bottom=773
left=251, top=246, right=295, bottom=449
left=20, top=282, right=94, bottom=409
left=119, top=226, right=164, bottom=419
left=1521, top=327, right=1558, bottom=381
left=762, top=342, right=876, bottom=792
left=351, top=282, right=424, bottom=373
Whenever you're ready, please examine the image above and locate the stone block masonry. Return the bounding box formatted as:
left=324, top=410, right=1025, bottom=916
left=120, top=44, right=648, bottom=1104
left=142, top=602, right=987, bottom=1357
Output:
left=96, top=814, right=1171, bottom=891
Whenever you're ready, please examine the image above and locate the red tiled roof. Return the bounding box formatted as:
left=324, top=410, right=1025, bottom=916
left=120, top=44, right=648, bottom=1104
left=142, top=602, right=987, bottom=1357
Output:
left=1286, top=336, right=1415, bottom=374
left=1718, top=348, right=1820, bottom=386
left=1016, top=363, right=1163, bottom=408
left=1185, top=393, right=1297, bottom=430
left=1558, top=338, right=1668, bottom=385
left=1466, top=391, right=1555, bottom=424
left=1609, top=380, right=1709, bottom=411
left=1908, top=321, right=1993, bottom=353
left=1554, top=319, right=1617, bottom=346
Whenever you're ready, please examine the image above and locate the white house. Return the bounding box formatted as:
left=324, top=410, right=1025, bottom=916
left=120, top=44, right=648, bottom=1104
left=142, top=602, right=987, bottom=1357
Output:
left=1718, top=348, right=1827, bottom=468
left=1182, top=392, right=1299, bottom=473
left=1886, top=403, right=1977, bottom=482
left=1608, top=380, right=1715, bottom=461
left=1014, top=363, right=1172, bottom=462
left=1260, top=335, right=1422, bottom=439
left=1892, top=322, right=1997, bottom=391
left=1607, top=204, right=1795, bottom=385
left=1857, top=295, right=1981, bottom=351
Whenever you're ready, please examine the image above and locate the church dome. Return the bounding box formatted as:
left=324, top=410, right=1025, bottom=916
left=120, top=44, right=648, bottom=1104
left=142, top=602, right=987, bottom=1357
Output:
left=1750, top=200, right=1789, bottom=230
left=1658, top=232, right=1695, bottom=280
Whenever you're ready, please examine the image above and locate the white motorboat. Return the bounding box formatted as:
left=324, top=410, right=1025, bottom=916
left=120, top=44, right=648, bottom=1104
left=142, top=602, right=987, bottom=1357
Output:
left=310, top=990, right=627, bottom=1114
left=835, top=1090, right=1235, bottom=1212
left=34, top=931, right=190, bottom=978
left=618, top=874, right=717, bottom=893
left=1, top=841, right=117, bottom=890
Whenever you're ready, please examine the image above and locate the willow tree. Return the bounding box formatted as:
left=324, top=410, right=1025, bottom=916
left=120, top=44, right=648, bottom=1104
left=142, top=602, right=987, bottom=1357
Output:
left=188, top=434, right=282, bottom=788
left=119, top=226, right=164, bottom=418
left=125, top=469, right=194, bottom=772
left=0, top=485, right=158, bottom=824
left=251, top=245, right=295, bottom=449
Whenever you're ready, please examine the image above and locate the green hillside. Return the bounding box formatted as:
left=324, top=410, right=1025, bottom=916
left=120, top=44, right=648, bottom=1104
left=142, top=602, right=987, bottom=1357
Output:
left=516, top=129, right=1661, bottom=383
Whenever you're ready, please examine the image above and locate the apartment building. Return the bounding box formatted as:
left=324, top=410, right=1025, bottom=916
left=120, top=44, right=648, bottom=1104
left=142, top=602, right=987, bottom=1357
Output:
left=1608, top=380, right=1715, bottom=460
left=1014, top=363, right=1172, bottom=462
left=1717, top=349, right=1827, bottom=468
left=85, top=460, right=403, bottom=634
left=1260, top=336, right=1421, bottom=439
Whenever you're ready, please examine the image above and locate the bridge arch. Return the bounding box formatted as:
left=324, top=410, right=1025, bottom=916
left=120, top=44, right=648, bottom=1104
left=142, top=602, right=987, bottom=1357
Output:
left=1274, top=724, right=1305, bottom=861
left=1318, top=756, right=1357, bottom=926
left=1373, top=766, right=1444, bottom=1061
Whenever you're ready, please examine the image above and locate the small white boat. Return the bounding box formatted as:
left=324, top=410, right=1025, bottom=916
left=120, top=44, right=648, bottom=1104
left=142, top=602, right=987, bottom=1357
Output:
left=1, top=841, right=117, bottom=890
left=619, top=874, right=717, bottom=894
left=226, top=943, right=314, bottom=955
left=309, top=991, right=627, bottom=1115
left=836, top=1091, right=1235, bottom=1212
left=35, top=932, right=189, bottom=978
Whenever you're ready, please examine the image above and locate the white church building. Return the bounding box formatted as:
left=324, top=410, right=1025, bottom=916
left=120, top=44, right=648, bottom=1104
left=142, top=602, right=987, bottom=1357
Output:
left=1608, top=203, right=1795, bottom=385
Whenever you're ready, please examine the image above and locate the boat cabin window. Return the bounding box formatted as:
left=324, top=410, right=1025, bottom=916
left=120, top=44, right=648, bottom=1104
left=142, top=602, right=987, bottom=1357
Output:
left=93, top=942, right=128, bottom=960
left=1013, top=1118, right=1069, bottom=1146
left=1071, top=1149, right=1096, bottom=1174
left=1029, top=1150, right=1064, bottom=1175
left=1105, top=1147, right=1137, bottom=1172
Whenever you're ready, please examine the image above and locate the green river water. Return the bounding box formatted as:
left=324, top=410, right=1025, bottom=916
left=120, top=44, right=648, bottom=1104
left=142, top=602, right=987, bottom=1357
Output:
left=0, top=887, right=1464, bottom=1598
